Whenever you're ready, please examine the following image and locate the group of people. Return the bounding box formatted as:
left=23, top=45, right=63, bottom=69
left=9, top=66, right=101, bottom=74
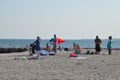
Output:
left=29, top=35, right=113, bottom=58
left=72, top=35, right=113, bottom=55
left=95, top=35, right=113, bottom=55
left=29, top=34, right=58, bottom=57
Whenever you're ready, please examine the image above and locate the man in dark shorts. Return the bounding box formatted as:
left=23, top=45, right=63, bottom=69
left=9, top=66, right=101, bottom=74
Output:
left=94, top=36, right=102, bottom=54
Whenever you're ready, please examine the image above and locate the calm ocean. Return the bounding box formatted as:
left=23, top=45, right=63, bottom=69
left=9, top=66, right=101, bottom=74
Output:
left=0, top=39, right=120, bottom=48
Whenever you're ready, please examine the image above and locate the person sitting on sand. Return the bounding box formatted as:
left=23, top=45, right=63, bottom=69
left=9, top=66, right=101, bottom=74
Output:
left=74, top=43, right=82, bottom=54
left=58, top=45, right=62, bottom=51
left=29, top=43, right=35, bottom=56
left=46, top=43, right=51, bottom=52
left=29, top=44, right=33, bottom=56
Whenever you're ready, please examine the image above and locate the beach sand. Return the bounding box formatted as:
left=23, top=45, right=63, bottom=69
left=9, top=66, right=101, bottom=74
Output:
left=0, top=49, right=120, bottom=80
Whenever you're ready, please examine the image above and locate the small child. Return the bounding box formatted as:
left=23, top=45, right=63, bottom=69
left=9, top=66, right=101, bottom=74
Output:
left=46, top=43, right=51, bottom=52
left=107, top=36, right=112, bottom=55
left=29, top=43, right=36, bottom=56
left=58, top=45, right=62, bottom=51
left=29, top=44, right=33, bottom=56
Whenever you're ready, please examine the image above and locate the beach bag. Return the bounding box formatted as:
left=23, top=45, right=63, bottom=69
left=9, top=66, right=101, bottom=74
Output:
left=69, top=53, right=75, bottom=57
left=86, top=50, right=90, bottom=54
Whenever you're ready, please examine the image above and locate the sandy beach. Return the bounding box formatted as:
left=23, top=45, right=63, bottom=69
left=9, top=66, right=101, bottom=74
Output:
left=0, top=49, right=120, bottom=80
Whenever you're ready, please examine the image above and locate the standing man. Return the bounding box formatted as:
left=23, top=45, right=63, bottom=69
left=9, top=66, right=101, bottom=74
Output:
left=34, top=36, right=41, bottom=58
left=53, top=34, right=57, bottom=54
left=94, top=36, right=102, bottom=54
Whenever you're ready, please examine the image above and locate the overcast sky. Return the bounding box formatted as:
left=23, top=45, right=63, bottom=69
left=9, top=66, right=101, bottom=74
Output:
left=0, top=0, right=120, bottom=39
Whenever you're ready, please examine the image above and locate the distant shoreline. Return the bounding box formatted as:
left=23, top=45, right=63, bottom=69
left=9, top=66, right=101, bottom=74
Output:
left=0, top=47, right=120, bottom=53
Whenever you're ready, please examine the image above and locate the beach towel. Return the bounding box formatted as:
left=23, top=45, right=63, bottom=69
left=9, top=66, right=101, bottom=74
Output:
left=76, top=56, right=87, bottom=59
left=40, top=50, right=48, bottom=56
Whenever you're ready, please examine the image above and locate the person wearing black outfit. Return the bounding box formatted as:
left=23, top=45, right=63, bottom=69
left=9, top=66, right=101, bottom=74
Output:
left=94, top=36, right=102, bottom=54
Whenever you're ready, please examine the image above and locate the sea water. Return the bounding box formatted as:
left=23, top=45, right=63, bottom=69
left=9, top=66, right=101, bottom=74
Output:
left=0, top=39, right=120, bottom=48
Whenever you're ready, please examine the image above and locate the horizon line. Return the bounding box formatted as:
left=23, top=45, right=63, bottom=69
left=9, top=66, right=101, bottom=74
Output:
left=0, top=38, right=119, bottom=40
